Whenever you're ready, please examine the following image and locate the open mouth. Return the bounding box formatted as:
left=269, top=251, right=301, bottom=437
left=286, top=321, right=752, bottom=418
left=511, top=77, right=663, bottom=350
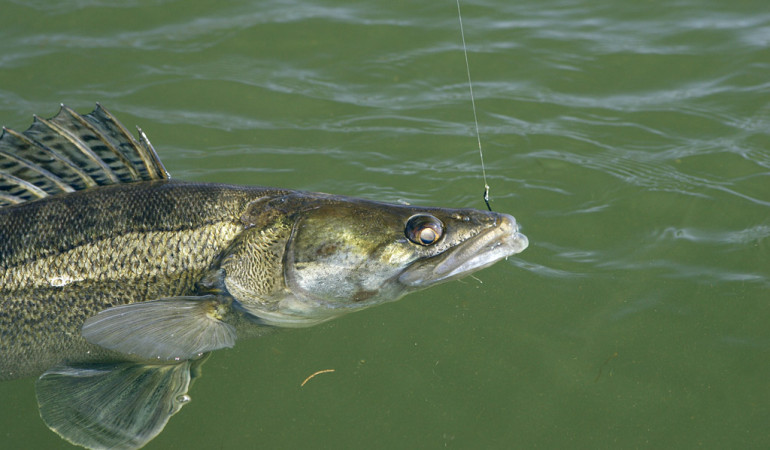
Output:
left=399, top=213, right=528, bottom=287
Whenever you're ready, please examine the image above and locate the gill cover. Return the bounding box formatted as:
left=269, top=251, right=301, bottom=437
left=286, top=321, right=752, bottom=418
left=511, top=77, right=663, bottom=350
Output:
left=285, top=200, right=418, bottom=306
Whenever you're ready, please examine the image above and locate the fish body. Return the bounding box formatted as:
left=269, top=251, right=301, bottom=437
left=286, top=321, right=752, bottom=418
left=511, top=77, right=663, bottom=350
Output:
left=0, top=105, right=527, bottom=448
left=1, top=179, right=525, bottom=378
left=1, top=180, right=270, bottom=379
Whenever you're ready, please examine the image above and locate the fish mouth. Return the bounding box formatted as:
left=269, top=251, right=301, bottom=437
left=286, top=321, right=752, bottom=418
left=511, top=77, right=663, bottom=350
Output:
left=398, top=213, right=528, bottom=287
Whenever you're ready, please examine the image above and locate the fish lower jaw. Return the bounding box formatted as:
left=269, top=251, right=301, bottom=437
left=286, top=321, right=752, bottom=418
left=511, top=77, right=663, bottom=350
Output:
left=433, top=231, right=527, bottom=282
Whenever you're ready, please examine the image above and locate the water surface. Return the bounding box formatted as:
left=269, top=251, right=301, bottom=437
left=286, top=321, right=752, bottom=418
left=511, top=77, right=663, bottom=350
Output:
left=1, top=0, right=768, bottom=448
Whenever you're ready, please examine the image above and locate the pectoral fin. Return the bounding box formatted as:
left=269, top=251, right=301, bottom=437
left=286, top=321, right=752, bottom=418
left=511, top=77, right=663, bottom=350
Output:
left=82, top=296, right=236, bottom=361
left=36, top=358, right=204, bottom=450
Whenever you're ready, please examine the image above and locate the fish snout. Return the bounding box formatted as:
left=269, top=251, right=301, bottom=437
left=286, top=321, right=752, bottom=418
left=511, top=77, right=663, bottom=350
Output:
left=493, top=212, right=529, bottom=255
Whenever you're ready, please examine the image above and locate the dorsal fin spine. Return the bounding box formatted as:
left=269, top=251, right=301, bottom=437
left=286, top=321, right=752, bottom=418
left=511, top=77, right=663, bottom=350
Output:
left=0, top=104, right=170, bottom=208
left=0, top=148, right=74, bottom=194
left=0, top=192, right=25, bottom=205
left=34, top=114, right=120, bottom=183
left=91, top=103, right=169, bottom=180
left=0, top=170, right=49, bottom=199
left=136, top=125, right=169, bottom=180
left=61, top=105, right=142, bottom=181
left=3, top=126, right=99, bottom=188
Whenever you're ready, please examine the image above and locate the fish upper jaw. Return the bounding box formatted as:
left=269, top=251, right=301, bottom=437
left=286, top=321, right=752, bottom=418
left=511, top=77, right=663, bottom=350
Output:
left=398, top=212, right=528, bottom=287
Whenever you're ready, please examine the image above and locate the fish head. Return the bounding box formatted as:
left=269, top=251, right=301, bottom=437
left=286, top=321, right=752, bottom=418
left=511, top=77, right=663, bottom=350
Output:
left=228, top=193, right=528, bottom=327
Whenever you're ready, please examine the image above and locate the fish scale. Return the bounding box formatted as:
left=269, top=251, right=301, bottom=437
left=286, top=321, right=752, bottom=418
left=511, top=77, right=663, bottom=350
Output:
left=0, top=182, right=271, bottom=380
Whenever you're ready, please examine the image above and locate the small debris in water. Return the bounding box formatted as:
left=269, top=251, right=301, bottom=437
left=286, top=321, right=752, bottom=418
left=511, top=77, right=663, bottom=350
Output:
left=301, top=369, right=335, bottom=387
left=594, top=352, right=619, bottom=383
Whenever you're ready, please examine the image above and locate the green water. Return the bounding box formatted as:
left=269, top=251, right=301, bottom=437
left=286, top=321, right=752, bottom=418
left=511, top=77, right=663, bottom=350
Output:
left=1, top=0, right=769, bottom=448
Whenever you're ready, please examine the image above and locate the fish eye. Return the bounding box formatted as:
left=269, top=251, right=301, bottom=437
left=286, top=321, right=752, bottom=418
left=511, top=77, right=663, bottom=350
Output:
left=405, top=214, right=444, bottom=246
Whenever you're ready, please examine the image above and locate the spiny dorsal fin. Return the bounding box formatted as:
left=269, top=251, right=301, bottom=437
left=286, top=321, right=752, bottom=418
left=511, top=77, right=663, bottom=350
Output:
left=0, top=104, right=169, bottom=207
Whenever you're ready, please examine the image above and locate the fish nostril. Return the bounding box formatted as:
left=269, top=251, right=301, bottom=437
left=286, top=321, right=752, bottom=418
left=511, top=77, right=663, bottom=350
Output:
left=494, top=213, right=517, bottom=232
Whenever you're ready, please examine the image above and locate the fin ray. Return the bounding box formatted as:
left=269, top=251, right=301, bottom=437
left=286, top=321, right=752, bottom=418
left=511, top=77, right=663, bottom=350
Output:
left=82, top=296, right=237, bottom=361
left=0, top=170, right=49, bottom=199
left=36, top=360, right=198, bottom=450
left=0, top=191, right=26, bottom=205
left=60, top=105, right=140, bottom=180
left=0, top=104, right=170, bottom=207
left=2, top=125, right=99, bottom=189
left=0, top=147, right=75, bottom=194
left=136, top=125, right=169, bottom=179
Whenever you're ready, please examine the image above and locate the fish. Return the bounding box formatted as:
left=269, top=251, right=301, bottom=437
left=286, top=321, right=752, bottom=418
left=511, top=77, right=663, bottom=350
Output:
left=0, top=104, right=528, bottom=449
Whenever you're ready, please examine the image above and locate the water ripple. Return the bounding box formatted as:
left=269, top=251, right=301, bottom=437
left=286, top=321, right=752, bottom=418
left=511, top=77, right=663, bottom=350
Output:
left=654, top=225, right=770, bottom=247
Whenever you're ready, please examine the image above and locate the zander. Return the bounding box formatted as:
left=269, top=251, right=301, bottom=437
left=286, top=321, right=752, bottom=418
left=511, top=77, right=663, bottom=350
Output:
left=0, top=105, right=528, bottom=449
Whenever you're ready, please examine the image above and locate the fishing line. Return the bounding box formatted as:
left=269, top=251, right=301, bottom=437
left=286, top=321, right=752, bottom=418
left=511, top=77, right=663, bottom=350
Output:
left=456, top=0, right=491, bottom=211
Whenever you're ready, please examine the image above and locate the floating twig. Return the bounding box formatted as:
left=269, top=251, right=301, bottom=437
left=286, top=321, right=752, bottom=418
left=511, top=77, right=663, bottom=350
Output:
left=594, top=352, right=618, bottom=382
left=301, top=369, right=335, bottom=387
